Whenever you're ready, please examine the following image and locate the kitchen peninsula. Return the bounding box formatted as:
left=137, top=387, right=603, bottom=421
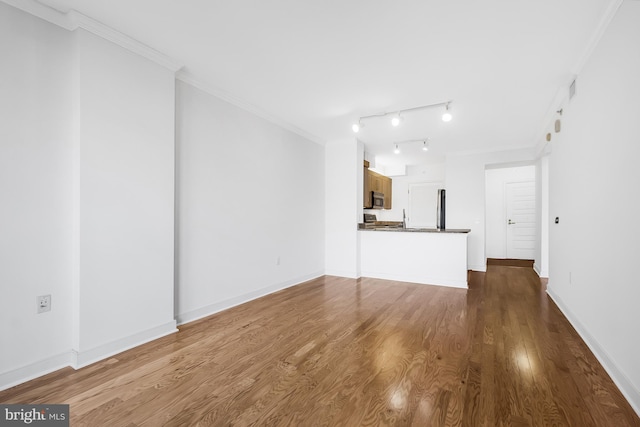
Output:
left=358, top=227, right=471, bottom=288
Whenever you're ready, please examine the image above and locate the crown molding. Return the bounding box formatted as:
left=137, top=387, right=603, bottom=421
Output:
left=66, top=10, right=182, bottom=72
left=1, top=0, right=73, bottom=29
left=176, top=70, right=326, bottom=146
left=571, top=0, right=624, bottom=75
left=4, top=0, right=324, bottom=144
left=1, top=0, right=182, bottom=72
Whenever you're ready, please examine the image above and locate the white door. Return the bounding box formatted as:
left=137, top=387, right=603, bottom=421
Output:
left=506, top=181, right=536, bottom=259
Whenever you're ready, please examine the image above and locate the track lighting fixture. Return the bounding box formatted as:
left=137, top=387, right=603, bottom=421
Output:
left=391, top=138, right=431, bottom=154
left=442, top=103, right=452, bottom=122
left=352, top=100, right=453, bottom=132
left=391, top=113, right=402, bottom=127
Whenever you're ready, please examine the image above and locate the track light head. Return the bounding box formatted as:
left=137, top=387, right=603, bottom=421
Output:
left=391, top=113, right=402, bottom=127
left=422, top=140, right=429, bottom=151
left=352, top=119, right=365, bottom=133
left=394, top=144, right=400, bottom=154
left=442, top=104, right=452, bottom=122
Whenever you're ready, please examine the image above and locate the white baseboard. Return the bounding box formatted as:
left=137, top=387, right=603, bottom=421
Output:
left=533, top=262, right=549, bottom=278
left=533, top=263, right=541, bottom=276
left=359, top=272, right=467, bottom=289
left=176, top=271, right=324, bottom=326
left=0, top=352, right=73, bottom=392
left=324, top=269, right=358, bottom=278
left=469, top=264, right=487, bottom=273
left=71, top=321, right=178, bottom=369
left=547, top=287, right=640, bottom=417
left=1, top=321, right=178, bottom=391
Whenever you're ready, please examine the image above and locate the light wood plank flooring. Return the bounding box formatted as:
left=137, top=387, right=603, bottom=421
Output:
left=1, top=267, right=639, bottom=426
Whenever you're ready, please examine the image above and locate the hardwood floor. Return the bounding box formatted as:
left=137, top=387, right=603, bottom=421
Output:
left=2, top=267, right=639, bottom=426
left=486, top=258, right=534, bottom=268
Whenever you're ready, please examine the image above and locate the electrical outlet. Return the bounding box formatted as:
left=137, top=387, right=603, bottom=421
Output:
left=37, top=294, right=51, bottom=314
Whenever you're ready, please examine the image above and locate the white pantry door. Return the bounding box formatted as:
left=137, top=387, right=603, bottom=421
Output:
left=506, top=181, right=536, bottom=259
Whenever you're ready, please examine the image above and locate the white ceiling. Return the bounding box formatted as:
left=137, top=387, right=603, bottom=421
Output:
left=35, top=0, right=616, bottom=168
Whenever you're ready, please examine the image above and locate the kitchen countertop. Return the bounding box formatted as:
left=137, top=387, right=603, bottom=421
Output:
left=358, top=224, right=470, bottom=233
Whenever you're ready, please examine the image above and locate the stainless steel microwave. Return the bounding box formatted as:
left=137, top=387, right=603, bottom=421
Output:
left=371, top=191, right=384, bottom=209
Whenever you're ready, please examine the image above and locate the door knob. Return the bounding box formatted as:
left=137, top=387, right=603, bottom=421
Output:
left=508, top=219, right=516, bottom=225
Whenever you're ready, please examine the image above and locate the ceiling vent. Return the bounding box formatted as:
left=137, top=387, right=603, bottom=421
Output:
left=569, top=79, right=577, bottom=100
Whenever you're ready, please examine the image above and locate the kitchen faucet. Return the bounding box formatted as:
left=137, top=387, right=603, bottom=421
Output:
left=402, top=209, right=406, bottom=229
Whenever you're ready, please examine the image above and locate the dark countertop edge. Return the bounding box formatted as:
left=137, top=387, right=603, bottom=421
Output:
left=358, top=227, right=471, bottom=234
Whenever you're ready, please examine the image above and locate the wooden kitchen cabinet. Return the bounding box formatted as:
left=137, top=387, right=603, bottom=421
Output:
left=382, top=176, right=392, bottom=209
left=363, top=164, right=372, bottom=208
left=370, top=173, right=383, bottom=193
left=363, top=162, right=392, bottom=209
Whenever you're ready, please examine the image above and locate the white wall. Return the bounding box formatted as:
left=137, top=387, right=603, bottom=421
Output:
left=547, top=0, right=640, bottom=413
left=534, top=155, right=549, bottom=277
left=73, top=29, right=177, bottom=364
left=325, top=138, right=360, bottom=277
left=446, top=149, right=536, bottom=271
left=485, top=165, right=535, bottom=259
left=0, top=2, right=74, bottom=384
left=175, top=80, right=325, bottom=324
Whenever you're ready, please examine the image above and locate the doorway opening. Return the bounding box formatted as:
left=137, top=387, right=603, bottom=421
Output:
left=485, top=164, right=536, bottom=264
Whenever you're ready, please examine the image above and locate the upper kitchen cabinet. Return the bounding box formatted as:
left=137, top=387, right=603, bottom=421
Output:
left=363, top=161, right=392, bottom=209
left=382, top=176, right=392, bottom=209
left=370, top=172, right=383, bottom=193
left=364, top=161, right=372, bottom=208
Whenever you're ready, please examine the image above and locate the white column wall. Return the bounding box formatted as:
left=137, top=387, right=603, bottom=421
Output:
left=325, top=138, right=360, bottom=277
left=0, top=2, right=74, bottom=385
left=72, top=29, right=177, bottom=365
left=534, top=155, right=549, bottom=277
